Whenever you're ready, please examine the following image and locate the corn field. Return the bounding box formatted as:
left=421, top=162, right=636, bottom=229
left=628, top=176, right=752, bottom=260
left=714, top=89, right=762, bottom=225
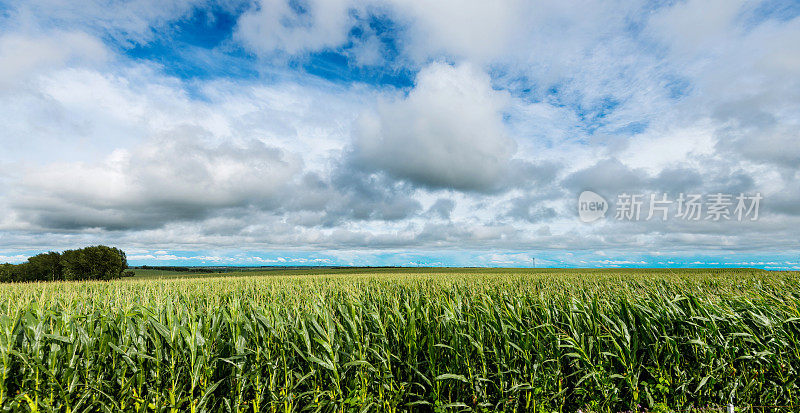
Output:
left=0, top=268, right=798, bottom=412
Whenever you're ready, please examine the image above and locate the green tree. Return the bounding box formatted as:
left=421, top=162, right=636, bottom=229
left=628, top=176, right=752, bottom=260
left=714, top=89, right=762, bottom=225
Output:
left=0, top=263, right=15, bottom=282
left=27, top=252, right=63, bottom=281
left=0, top=246, right=128, bottom=283
left=61, top=245, right=127, bottom=281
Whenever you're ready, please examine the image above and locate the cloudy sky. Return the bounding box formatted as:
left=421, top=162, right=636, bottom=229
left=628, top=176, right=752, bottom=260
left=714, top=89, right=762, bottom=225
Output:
left=0, top=0, right=798, bottom=269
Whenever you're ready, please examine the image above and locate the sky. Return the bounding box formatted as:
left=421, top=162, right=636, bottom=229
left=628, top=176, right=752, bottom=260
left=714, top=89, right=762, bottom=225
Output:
left=0, top=0, right=799, bottom=269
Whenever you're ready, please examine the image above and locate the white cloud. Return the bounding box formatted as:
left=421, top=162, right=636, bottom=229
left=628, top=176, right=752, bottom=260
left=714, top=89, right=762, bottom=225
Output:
left=0, top=31, right=109, bottom=90
left=644, top=2, right=800, bottom=172
left=0, top=0, right=799, bottom=262
left=353, top=62, right=516, bottom=191
left=13, top=127, right=300, bottom=230
left=387, top=0, right=524, bottom=63
left=5, top=0, right=207, bottom=45
left=619, top=123, right=717, bottom=172
left=646, top=0, right=747, bottom=56
left=0, top=255, right=27, bottom=264
left=235, top=0, right=356, bottom=55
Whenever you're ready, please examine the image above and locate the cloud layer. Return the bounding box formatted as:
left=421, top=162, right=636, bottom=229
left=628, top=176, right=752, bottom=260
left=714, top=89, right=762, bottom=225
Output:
left=353, top=62, right=515, bottom=192
left=0, top=0, right=798, bottom=267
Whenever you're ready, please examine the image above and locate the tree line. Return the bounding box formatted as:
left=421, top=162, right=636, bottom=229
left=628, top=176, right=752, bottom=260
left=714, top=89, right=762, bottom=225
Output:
left=136, top=265, right=217, bottom=273
left=0, top=245, right=131, bottom=282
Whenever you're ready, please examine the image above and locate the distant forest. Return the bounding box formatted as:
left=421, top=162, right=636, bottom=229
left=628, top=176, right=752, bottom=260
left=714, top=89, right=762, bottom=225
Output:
left=135, top=265, right=229, bottom=273
left=0, top=245, right=130, bottom=282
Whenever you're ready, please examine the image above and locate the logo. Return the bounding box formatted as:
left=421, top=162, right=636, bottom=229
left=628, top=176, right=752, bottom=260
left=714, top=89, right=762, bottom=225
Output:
left=578, top=191, right=608, bottom=223
left=575, top=191, right=762, bottom=223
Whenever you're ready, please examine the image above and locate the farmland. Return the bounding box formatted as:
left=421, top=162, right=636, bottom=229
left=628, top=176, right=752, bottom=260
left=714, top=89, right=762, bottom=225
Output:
left=0, top=268, right=798, bottom=412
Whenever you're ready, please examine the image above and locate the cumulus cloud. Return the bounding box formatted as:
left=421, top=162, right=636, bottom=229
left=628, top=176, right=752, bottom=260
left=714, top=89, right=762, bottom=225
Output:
left=722, top=124, right=800, bottom=168
left=232, top=0, right=526, bottom=64
left=235, top=0, right=356, bottom=55
left=426, top=198, right=455, bottom=220
left=0, top=31, right=109, bottom=90
left=352, top=62, right=516, bottom=192
left=563, top=157, right=757, bottom=199
left=646, top=0, right=747, bottom=56
left=386, top=0, right=524, bottom=63
left=279, top=169, right=423, bottom=226
left=645, top=1, right=800, bottom=171
left=504, top=195, right=558, bottom=223
left=1, top=0, right=799, bottom=265
left=562, top=158, right=647, bottom=196
left=13, top=129, right=300, bottom=230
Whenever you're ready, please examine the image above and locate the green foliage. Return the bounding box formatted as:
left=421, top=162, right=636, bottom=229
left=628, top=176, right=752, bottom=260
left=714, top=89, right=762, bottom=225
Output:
left=60, top=245, right=127, bottom=281
left=0, top=264, right=15, bottom=283
left=0, top=245, right=128, bottom=282
left=0, top=268, right=797, bottom=411
left=25, top=251, right=62, bottom=281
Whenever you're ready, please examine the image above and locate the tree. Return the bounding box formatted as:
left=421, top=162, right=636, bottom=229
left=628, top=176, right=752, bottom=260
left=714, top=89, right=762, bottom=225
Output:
left=27, top=252, right=63, bottom=281
left=1, top=246, right=128, bottom=283
left=62, top=246, right=128, bottom=281
left=0, top=263, right=16, bottom=283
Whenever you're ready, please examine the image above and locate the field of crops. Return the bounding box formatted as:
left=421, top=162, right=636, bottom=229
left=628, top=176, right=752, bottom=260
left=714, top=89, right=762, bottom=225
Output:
left=0, top=268, right=798, bottom=412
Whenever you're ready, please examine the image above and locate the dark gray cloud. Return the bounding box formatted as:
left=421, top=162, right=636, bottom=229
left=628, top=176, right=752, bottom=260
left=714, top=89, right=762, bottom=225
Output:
left=719, top=124, right=800, bottom=169
left=564, top=158, right=757, bottom=198
left=562, top=158, right=647, bottom=196
left=276, top=168, right=423, bottom=227
left=505, top=160, right=562, bottom=191
left=762, top=178, right=800, bottom=217
left=650, top=167, right=704, bottom=194
left=326, top=169, right=422, bottom=223
left=504, top=195, right=558, bottom=223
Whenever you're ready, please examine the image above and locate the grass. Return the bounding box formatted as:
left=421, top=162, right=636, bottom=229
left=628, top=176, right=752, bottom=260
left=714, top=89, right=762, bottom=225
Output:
left=0, top=268, right=798, bottom=412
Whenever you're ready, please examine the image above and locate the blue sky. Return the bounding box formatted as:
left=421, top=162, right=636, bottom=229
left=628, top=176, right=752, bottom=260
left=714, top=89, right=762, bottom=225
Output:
left=0, top=0, right=798, bottom=269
